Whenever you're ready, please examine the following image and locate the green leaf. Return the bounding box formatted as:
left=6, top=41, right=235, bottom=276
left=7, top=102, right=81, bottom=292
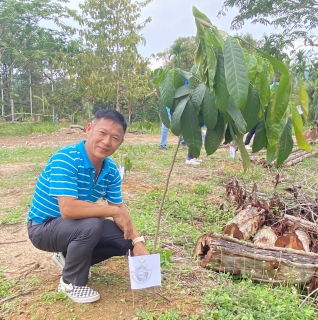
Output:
left=159, top=70, right=175, bottom=109
left=298, top=81, right=309, bottom=119
left=205, top=31, right=217, bottom=87
left=159, top=102, right=170, bottom=128
left=175, top=85, right=190, bottom=99
left=224, top=38, right=249, bottom=109
left=224, top=125, right=233, bottom=144
left=195, top=43, right=202, bottom=65
left=181, top=101, right=202, bottom=158
left=204, top=28, right=224, bottom=52
left=291, top=105, right=311, bottom=152
left=191, top=83, right=206, bottom=109
left=241, top=85, right=261, bottom=132
left=226, top=99, right=246, bottom=134
left=257, top=50, right=291, bottom=147
left=171, top=98, right=188, bottom=136
left=192, top=6, right=213, bottom=25
left=266, top=143, right=278, bottom=165
left=229, top=123, right=250, bottom=171
left=252, top=117, right=267, bottom=152
left=204, top=111, right=225, bottom=155
left=170, top=68, right=185, bottom=89
left=202, top=89, right=218, bottom=129
left=277, top=118, right=293, bottom=165
left=246, top=53, right=258, bottom=80
left=254, top=66, right=270, bottom=108
left=266, top=117, right=288, bottom=149
left=214, top=50, right=229, bottom=112
left=266, top=74, right=291, bottom=130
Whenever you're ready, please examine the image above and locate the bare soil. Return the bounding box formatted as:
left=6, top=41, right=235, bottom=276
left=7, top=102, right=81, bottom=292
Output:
left=0, top=129, right=224, bottom=320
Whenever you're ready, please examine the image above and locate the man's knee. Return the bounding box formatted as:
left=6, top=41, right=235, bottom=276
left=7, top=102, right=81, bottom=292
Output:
left=78, top=217, right=104, bottom=241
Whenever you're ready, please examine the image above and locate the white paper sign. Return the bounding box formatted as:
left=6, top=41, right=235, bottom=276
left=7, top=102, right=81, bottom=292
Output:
left=296, top=105, right=303, bottom=115
left=128, top=254, right=161, bottom=290
left=119, top=166, right=125, bottom=180
left=229, top=146, right=236, bottom=158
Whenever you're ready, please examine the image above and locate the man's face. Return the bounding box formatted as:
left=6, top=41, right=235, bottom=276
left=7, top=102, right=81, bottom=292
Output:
left=85, top=118, right=125, bottom=163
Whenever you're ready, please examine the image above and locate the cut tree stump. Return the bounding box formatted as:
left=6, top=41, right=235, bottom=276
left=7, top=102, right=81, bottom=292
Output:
left=275, top=232, right=306, bottom=251
left=253, top=226, right=277, bottom=247
left=193, top=232, right=318, bottom=289
left=222, top=205, right=266, bottom=240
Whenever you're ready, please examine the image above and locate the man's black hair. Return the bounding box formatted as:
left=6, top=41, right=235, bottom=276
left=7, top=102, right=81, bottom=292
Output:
left=93, top=109, right=127, bottom=133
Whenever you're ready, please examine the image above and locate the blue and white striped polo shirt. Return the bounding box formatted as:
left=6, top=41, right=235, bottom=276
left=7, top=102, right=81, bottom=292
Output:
left=27, top=140, right=123, bottom=223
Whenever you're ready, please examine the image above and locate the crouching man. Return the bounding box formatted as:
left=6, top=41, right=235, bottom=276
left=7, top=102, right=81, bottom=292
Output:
left=27, top=109, right=148, bottom=303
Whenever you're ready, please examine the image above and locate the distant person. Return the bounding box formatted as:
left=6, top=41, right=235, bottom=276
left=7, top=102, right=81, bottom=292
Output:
left=185, top=128, right=206, bottom=165
left=158, top=107, right=187, bottom=150
left=244, top=125, right=256, bottom=150
left=27, top=109, right=148, bottom=303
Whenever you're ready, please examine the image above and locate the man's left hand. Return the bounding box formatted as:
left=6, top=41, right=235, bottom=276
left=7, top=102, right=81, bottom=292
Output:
left=133, top=242, right=149, bottom=256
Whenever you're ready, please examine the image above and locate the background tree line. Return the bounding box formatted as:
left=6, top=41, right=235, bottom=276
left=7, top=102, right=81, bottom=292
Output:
left=0, top=0, right=317, bottom=125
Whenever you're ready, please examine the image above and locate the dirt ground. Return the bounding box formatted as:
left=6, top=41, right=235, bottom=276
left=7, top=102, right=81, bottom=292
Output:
left=0, top=129, right=221, bottom=320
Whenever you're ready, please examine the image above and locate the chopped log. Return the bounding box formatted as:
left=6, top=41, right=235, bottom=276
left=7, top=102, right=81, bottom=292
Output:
left=283, top=214, right=318, bottom=235
left=275, top=232, right=305, bottom=251
left=302, top=128, right=318, bottom=141
left=283, top=150, right=308, bottom=162
left=253, top=226, right=277, bottom=247
left=193, top=232, right=318, bottom=287
left=222, top=205, right=265, bottom=240
left=70, top=124, right=85, bottom=131
left=295, top=230, right=310, bottom=252
left=284, top=150, right=318, bottom=167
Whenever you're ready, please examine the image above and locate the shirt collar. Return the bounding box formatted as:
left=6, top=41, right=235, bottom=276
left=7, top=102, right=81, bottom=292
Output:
left=77, top=140, right=111, bottom=173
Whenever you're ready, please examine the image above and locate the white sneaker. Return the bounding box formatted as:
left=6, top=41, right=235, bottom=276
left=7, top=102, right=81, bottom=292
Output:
left=185, top=158, right=201, bottom=165
left=194, top=158, right=202, bottom=162
left=58, top=277, right=100, bottom=303
left=53, top=252, right=92, bottom=279
left=245, top=145, right=252, bottom=150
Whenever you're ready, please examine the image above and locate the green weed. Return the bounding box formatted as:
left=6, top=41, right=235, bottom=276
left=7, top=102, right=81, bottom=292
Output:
left=0, top=122, right=66, bottom=137
left=0, top=208, right=24, bottom=225
left=202, top=280, right=316, bottom=320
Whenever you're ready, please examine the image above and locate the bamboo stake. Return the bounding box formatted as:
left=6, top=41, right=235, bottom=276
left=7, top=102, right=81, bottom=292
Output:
left=153, top=136, right=181, bottom=253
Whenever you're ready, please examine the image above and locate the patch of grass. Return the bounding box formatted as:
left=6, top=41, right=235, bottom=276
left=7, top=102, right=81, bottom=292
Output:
left=0, top=207, right=24, bottom=225
left=0, top=146, right=57, bottom=164
left=39, top=291, right=69, bottom=304
left=0, top=273, right=16, bottom=299
left=202, top=280, right=316, bottom=319
left=0, top=122, right=67, bottom=137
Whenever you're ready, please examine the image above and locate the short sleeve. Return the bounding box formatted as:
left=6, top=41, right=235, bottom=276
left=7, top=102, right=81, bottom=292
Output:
left=48, top=152, right=79, bottom=198
left=104, top=164, right=123, bottom=204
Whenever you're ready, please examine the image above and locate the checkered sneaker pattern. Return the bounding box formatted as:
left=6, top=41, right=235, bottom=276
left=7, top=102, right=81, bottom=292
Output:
left=58, top=277, right=100, bottom=303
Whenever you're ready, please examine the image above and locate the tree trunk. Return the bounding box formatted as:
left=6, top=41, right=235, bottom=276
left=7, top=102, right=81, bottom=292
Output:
left=29, top=73, right=33, bottom=119
left=51, top=68, right=54, bottom=122
left=193, top=232, right=318, bottom=290
left=1, top=72, right=4, bottom=117
left=9, top=67, right=14, bottom=122
left=222, top=205, right=266, bottom=240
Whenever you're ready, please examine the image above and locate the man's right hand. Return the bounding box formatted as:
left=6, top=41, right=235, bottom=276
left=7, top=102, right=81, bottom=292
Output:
left=112, top=207, right=134, bottom=240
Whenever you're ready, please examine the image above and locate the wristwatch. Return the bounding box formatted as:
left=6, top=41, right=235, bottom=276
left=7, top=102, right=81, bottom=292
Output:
left=132, top=236, right=145, bottom=246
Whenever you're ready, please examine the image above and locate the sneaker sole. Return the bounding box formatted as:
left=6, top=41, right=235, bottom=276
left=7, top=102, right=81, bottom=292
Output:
left=58, top=284, right=100, bottom=303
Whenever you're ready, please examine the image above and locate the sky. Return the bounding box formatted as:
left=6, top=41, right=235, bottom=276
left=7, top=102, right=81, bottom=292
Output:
left=66, top=0, right=282, bottom=68
left=136, top=0, right=281, bottom=57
